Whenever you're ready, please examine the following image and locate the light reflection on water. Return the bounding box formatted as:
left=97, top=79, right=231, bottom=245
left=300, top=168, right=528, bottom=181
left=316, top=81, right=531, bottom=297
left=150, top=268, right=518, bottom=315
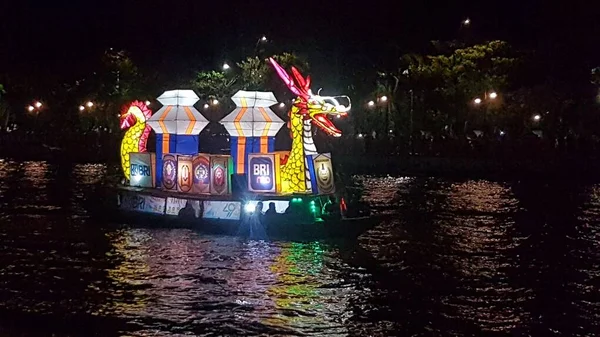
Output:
left=0, top=161, right=599, bottom=336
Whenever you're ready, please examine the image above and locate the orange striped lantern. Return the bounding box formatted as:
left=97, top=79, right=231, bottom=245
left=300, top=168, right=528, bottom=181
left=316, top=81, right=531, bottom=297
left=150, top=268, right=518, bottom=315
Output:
left=148, top=90, right=209, bottom=186
left=219, top=90, right=284, bottom=174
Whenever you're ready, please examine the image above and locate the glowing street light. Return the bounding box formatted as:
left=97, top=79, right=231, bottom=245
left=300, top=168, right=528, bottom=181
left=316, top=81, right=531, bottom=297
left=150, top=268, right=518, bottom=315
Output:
left=533, top=114, right=541, bottom=121
left=27, top=105, right=34, bottom=112
left=212, top=99, right=219, bottom=105
left=86, top=101, right=94, bottom=108
left=474, top=98, right=482, bottom=104
left=203, top=103, right=209, bottom=109
left=279, top=102, right=285, bottom=108
left=463, top=18, right=471, bottom=26
left=379, top=95, right=388, bottom=102
left=500, top=130, right=505, bottom=136
left=367, top=100, right=375, bottom=107
left=34, top=101, right=42, bottom=108
left=222, top=63, right=230, bottom=70
left=489, top=92, right=498, bottom=99
left=145, top=100, right=151, bottom=106
left=261, top=36, right=267, bottom=42
left=79, top=105, right=85, bottom=111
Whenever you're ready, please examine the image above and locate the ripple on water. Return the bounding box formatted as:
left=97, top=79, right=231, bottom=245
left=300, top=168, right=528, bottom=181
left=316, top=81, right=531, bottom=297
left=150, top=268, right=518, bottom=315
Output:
left=0, top=162, right=599, bottom=336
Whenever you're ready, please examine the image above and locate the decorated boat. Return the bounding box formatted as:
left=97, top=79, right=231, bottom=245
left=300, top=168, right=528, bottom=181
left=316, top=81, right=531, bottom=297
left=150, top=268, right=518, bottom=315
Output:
left=98, top=58, right=380, bottom=240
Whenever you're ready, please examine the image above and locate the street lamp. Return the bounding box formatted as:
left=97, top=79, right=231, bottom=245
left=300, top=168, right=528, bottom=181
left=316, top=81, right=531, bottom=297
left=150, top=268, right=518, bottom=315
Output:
left=86, top=101, right=94, bottom=108
left=145, top=100, right=151, bottom=106
left=212, top=99, right=219, bottom=105
left=463, top=18, right=471, bottom=26
left=379, top=95, right=388, bottom=102
left=533, top=114, right=541, bottom=121
left=489, top=92, right=498, bottom=99
left=34, top=101, right=42, bottom=108
left=261, top=36, right=267, bottom=42
left=27, top=105, right=34, bottom=112
left=222, top=63, right=230, bottom=70
left=203, top=103, right=209, bottom=109
left=79, top=105, right=85, bottom=111
left=367, top=100, right=375, bottom=107
left=279, top=102, right=285, bottom=108
left=474, top=98, right=482, bottom=104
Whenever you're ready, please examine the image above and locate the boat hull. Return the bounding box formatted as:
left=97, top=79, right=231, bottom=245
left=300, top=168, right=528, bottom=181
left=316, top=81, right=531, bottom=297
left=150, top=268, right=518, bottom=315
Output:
left=87, top=185, right=381, bottom=241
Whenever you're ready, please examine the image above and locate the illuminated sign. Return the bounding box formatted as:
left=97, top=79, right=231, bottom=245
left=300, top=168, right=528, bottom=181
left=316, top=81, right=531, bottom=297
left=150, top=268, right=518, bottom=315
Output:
left=177, top=155, right=193, bottom=193
left=162, top=154, right=177, bottom=190
left=129, top=153, right=155, bottom=188
left=247, top=153, right=280, bottom=193
left=192, top=154, right=210, bottom=194
left=203, top=201, right=241, bottom=220
left=312, top=153, right=335, bottom=194
left=210, top=155, right=232, bottom=195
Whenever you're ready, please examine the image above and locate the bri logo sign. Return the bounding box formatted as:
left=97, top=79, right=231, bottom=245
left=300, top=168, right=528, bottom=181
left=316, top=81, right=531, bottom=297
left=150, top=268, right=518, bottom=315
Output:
left=249, top=157, right=274, bottom=191
left=131, top=164, right=151, bottom=177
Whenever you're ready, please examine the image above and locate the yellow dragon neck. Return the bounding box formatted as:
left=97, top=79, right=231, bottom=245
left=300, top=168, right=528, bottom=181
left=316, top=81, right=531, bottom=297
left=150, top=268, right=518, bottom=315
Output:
left=120, top=121, right=146, bottom=180
left=280, top=107, right=307, bottom=193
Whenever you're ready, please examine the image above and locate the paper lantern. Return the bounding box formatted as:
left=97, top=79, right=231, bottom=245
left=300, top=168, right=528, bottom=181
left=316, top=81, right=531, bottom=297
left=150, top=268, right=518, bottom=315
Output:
left=247, top=153, right=282, bottom=193
left=220, top=90, right=284, bottom=174
left=162, top=154, right=177, bottom=190
left=268, top=58, right=350, bottom=194
left=177, top=155, right=193, bottom=193
left=311, top=153, right=335, bottom=194
left=119, top=101, right=152, bottom=181
left=147, top=89, right=209, bottom=186
left=129, top=152, right=156, bottom=188
left=192, top=154, right=211, bottom=194
left=210, top=155, right=233, bottom=195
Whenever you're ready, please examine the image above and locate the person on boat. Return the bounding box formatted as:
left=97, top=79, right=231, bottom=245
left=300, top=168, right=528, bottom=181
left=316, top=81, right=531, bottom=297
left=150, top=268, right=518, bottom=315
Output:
left=178, top=200, right=196, bottom=220
left=253, top=201, right=264, bottom=222
left=265, top=202, right=277, bottom=216
left=283, top=201, right=310, bottom=223
left=321, top=195, right=341, bottom=221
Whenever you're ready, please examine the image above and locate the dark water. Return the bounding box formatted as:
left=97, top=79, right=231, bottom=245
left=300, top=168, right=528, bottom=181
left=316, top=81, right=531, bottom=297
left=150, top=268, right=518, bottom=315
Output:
left=0, top=161, right=599, bottom=336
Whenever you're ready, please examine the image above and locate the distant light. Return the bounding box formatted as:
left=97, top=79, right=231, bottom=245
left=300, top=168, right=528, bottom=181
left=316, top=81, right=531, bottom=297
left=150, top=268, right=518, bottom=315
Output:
left=34, top=101, right=42, bottom=108
left=27, top=105, right=34, bottom=112
left=203, top=103, right=210, bottom=109
left=79, top=105, right=85, bottom=111
left=336, top=114, right=341, bottom=118
left=212, top=99, right=219, bottom=105
left=500, top=130, right=505, bottom=136
left=380, top=96, right=388, bottom=102
left=533, top=114, right=541, bottom=121
left=463, top=18, right=471, bottom=25
left=358, top=133, right=364, bottom=138
left=489, top=92, right=498, bottom=99
left=261, top=36, right=267, bottom=42
left=367, top=100, right=375, bottom=107
left=279, top=102, right=285, bottom=108
left=474, top=98, right=482, bottom=104
left=389, top=129, right=393, bottom=133
left=145, top=100, right=151, bottom=106
left=222, top=63, right=230, bottom=70
left=86, top=101, right=94, bottom=108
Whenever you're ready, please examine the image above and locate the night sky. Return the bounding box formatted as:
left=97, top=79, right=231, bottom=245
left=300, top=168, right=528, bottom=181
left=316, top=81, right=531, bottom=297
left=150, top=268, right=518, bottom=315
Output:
left=1, top=0, right=598, bottom=90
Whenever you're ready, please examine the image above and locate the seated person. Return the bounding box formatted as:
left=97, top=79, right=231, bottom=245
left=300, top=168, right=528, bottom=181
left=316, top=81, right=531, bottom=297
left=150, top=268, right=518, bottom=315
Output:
left=178, top=201, right=196, bottom=220
left=321, top=195, right=341, bottom=221
left=265, top=202, right=277, bottom=216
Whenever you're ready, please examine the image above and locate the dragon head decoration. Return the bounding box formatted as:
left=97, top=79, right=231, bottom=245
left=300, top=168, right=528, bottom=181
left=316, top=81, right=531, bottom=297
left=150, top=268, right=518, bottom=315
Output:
left=269, top=57, right=351, bottom=137
left=120, top=100, right=152, bottom=132
left=119, top=100, right=153, bottom=181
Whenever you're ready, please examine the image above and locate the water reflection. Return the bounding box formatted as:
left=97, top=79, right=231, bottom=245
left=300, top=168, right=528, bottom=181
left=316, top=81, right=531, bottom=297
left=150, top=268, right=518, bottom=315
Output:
left=0, top=161, right=600, bottom=336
